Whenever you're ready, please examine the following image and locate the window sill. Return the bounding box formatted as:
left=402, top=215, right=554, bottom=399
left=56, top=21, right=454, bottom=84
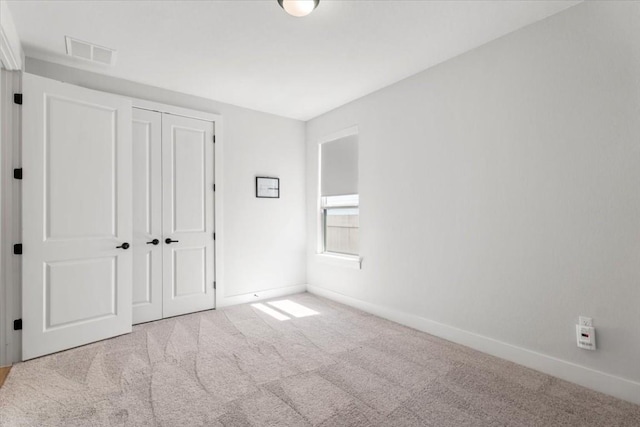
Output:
left=317, top=252, right=362, bottom=270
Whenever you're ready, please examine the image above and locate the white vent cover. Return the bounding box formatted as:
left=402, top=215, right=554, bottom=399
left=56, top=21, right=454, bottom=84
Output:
left=65, top=36, right=116, bottom=66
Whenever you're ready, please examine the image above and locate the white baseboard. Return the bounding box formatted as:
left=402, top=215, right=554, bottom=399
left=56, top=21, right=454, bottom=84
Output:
left=307, top=285, right=640, bottom=406
left=217, top=284, right=307, bottom=308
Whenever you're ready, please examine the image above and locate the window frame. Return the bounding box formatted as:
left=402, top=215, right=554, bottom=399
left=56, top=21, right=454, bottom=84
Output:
left=316, top=126, right=361, bottom=269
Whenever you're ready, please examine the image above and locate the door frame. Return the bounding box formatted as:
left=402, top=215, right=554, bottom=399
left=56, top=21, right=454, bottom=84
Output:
left=0, top=69, right=21, bottom=367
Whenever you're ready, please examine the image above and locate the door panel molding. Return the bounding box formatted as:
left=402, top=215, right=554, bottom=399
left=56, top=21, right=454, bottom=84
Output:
left=170, top=125, right=207, bottom=234
left=44, top=94, right=119, bottom=241
left=45, top=256, right=117, bottom=330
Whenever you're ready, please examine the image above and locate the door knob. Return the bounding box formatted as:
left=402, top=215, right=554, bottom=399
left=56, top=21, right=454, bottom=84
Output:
left=165, top=238, right=179, bottom=244
left=116, top=242, right=130, bottom=250
left=146, top=239, right=160, bottom=245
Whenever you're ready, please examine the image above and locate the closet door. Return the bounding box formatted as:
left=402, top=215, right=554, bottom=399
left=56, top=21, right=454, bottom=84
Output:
left=22, top=74, right=133, bottom=360
left=162, top=114, right=215, bottom=317
left=132, top=109, right=163, bottom=324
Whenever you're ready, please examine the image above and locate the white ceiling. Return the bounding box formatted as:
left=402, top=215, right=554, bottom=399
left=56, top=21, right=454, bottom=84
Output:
left=7, top=0, right=580, bottom=121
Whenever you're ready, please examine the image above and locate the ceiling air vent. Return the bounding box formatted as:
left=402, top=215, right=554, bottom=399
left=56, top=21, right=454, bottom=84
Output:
left=65, top=36, right=116, bottom=66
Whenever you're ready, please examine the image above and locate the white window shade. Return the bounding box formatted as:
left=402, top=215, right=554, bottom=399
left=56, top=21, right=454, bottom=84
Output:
left=321, top=135, right=358, bottom=197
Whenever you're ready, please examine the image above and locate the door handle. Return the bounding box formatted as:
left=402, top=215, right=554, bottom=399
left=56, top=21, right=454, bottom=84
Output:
left=146, top=239, right=160, bottom=245
left=116, top=242, right=130, bottom=250
left=165, top=238, right=179, bottom=244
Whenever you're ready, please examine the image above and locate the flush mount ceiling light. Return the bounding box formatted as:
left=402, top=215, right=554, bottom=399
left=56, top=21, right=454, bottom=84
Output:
left=277, top=0, right=319, bottom=17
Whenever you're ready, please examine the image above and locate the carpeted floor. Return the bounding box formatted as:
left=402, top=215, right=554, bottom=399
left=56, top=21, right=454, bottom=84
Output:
left=0, top=293, right=638, bottom=426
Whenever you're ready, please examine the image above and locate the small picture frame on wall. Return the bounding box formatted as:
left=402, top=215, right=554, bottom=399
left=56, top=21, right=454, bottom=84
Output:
left=256, top=176, right=280, bottom=198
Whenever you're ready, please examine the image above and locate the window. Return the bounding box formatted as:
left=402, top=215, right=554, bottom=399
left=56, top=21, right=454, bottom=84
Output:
left=322, top=194, right=359, bottom=255
left=319, top=130, right=359, bottom=257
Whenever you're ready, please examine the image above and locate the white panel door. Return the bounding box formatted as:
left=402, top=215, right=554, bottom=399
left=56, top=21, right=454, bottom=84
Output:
left=22, top=74, right=133, bottom=360
left=132, top=109, right=162, bottom=324
left=162, top=114, right=215, bottom=317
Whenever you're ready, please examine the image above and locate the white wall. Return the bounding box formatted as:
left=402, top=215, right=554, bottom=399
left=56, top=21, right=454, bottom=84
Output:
left=25, top=57, right=307, bottom=304
left=306, top=1, right=640, bottom=402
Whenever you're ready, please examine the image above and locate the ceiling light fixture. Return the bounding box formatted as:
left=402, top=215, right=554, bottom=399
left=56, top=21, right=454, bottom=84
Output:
left=277, top=0, right=319, bottom=17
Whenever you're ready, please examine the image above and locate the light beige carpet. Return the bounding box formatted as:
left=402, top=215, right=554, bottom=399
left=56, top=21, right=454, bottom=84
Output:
left=0, top=292, right=638, bottom=426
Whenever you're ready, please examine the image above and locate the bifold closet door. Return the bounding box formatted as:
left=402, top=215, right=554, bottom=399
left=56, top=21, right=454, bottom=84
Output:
left=22, top=73, right=133, bottom=360
left=132, top=109, right=163, bottom=324
left=162, top=114, right=215, bottom=317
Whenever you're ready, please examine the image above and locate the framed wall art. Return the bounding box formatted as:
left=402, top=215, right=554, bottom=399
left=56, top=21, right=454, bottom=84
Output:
left=256, top=176, right=280, bottom=198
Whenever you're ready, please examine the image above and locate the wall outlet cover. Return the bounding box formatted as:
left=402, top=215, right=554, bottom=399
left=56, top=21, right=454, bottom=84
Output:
left=579, top=316, right=593, bottom=327
left=576, top=325, right=596, bottom=351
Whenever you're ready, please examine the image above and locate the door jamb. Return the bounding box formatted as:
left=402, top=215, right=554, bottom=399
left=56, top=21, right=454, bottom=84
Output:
left=1, top=69, right=21, bottom=366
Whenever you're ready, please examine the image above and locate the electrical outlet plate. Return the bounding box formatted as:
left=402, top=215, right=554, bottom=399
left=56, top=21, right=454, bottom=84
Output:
left=579, top=316, right=593, bottom=327
left=576, top=325, right=596, bottom=350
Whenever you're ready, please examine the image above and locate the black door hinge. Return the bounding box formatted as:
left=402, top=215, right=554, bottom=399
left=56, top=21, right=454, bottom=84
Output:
left=213, top=281, right=216, bottom=290
left=213, top=184, right=216, bottom=192
left=213, top=233, right=216, bottom=240
left=213, top=135, right=216, bottom=143
left=13, top=319, right=22, bottom=330
left=14, top=93, right=22, bottom=105
left=13, top=168, right=22, bottom=180
left=13, top=244, right=22, bottom=255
